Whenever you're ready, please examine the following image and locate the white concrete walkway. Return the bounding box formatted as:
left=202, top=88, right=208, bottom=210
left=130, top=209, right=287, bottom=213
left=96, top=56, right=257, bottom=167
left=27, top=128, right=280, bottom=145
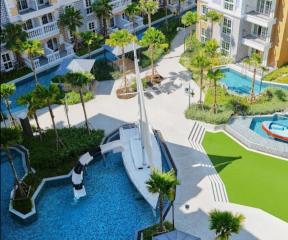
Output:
left=33, top=29, right=288, bottom=240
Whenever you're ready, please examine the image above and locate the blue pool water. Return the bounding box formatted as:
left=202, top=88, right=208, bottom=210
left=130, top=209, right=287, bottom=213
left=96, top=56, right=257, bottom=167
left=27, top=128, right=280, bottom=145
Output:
left=250, top=115, right=288, bottom=141
left=220, top=68, right=288, bottom=96
left=1, top=152, right=157, bottom=240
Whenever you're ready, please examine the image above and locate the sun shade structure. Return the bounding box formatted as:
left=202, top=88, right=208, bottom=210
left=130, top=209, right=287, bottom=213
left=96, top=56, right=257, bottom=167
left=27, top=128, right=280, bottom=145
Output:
left=152, top=230, right=201, bottom=240
left=54, top=57, right=95, bottom=75
left=104, top=43, right=141, bottom=56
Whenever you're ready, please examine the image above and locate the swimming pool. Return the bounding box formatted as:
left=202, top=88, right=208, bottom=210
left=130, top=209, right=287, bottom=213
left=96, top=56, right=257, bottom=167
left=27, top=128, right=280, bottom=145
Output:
left=220, top=68, right=288, bottom=96
left=250, top=115, right=288, bottom=142
left=1, top=152, right=157, bottom=240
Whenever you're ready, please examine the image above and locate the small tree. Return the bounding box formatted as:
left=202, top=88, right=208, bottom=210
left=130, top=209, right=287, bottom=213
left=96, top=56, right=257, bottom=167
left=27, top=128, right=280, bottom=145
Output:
left=243, top=53, right=262, bottom=102
left=181, top=11, right=198, bottom=41
left=140, top=0, right=159, bottom=28
left=34, top=84, right=63, bottom=149
left=209, top=210, right=245, bottom=240
left=146, top=169, right=180, bottom=232
left=92, top=0, right=112, bottom=38
left=1, top=128, right=28, bottom=198
left=1, top=23, right=28, bottom=69
left=0, top=83, right=17, bottom=128
left=207, top=69, right=224, bottom=114
left=204, top=10, right=223, bottom=39
left=80, top=31, right=103, bottom=59
left=22, top=40, right=44, bottom=85
left=140, top=28, right=168, bottom=82
left=64, top=72, right=94, bottom=134
left=17, top=92, right=43, bottom=140
left=125, top=3, right=141, bottom=33
left=59, top=6, right=83, bottom=51
left=106, top=29, right=136, bottom=91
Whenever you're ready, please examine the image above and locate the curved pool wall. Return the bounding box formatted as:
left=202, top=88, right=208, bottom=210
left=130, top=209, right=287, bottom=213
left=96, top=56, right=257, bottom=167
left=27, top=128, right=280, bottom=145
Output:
left=1, top=127, right=175, bottom=240
left=220, top=68, right=288, bottom=96
left=250, top=114, right=288, bottom=142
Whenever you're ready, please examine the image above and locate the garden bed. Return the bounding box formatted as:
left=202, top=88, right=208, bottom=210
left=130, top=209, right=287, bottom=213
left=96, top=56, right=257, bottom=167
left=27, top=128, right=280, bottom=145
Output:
left=142, top=221, right=174, bottom=240
left=263, top=65, right=288, bottom=84
left=1, top=67, right=32, bottom=83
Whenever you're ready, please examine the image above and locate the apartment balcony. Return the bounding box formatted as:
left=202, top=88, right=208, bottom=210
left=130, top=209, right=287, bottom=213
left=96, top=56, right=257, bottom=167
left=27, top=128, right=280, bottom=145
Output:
left=16, top=0, right=57, bottom=22
left=168, top=0, right=196, bottom=13
left=245, top=11, right=276, bottom=28
left=23, top=42, right=74, bottom=71
left=110, top=0, right=131, bottom=14
left=25, top=22, right=59, bottom=40
left=242, top=34, right=271, bottom=52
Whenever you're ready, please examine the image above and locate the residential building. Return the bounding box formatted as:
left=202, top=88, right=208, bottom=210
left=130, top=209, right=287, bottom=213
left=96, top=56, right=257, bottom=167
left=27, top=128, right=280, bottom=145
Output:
left=196, top=0, right=287, bottom=67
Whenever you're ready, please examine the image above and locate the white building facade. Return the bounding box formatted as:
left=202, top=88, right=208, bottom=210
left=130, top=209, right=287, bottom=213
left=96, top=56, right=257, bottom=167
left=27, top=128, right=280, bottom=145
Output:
left=197, top=0, right=277, bottom=66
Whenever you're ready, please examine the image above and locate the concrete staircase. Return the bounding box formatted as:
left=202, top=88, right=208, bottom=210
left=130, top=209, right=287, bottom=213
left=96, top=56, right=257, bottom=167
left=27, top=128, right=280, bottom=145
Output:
left=188, top=122, right=229, bottom=203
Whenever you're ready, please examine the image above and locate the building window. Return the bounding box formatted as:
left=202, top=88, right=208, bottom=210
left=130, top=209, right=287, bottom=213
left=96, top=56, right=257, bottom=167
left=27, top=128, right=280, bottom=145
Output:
left=17, top=0, right=28, bottom=11
left=88, top=22, right=96, bottom=32
left=23, top=19, right=33, bottom=30
left=222, top=17, right=232, bottom=35
left=221, top=40, right=230, bottom=55
left=2, top=53, right=13, bottom=71
left=252, top=24, right=268, bottom=40
left=85, top=0, right=93, bottom=14
left=201, top=28, right=209, bottom=43
left=224, top=0, right=234, bottom=11
left=201, top=5, right=208, bottom=15
left=257, top=0, right=272, bottom=16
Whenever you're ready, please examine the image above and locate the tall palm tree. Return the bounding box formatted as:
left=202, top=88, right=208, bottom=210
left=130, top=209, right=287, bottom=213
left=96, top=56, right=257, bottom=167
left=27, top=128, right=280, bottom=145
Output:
left=146, top=169, right=180, bottom=232
left=59, top=6, right=83, bottom=51
left=207, top=69, right=224, bottom=114
left=80, top=31, right=103, bottom=59
left=1, top=23, right=28, bottom=69
left=190, top=49, right=211, bottom=105
left=64, top=72, right=94, bottom=134
left=181, top=11, right=198, bottom=50
left=209, top=210, right=245, bottom=240
left=92, top=0, right=112, bottom=38
left=140, top=27, right=168, bottom=82
left=0, top=83, right=17, bottom=128
left=125, top=3, right=141, bottom=33
left=34, top=84, right=63, bottom=149
left=17, top=92, right=43, bottom=140
left=140, top=0, right=159, bottom=28
left=22, top=40, right=44, bottom=85
left=1, top=127, right=28, bottom=198
left=243, top=52, right=262, bottom=102
left=204, top=10, right=223, bottom=39
left=106, top=29, right=136, bottom=91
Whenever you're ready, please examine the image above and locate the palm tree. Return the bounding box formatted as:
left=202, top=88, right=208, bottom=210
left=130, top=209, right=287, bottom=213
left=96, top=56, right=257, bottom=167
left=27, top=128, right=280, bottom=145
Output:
left=0, top=83, right=17, bottom=128
left=106, top=29, right=136, bottom=91
left=207, top=69, right=224, bottom=114
left=140, top=27, right=168, bottom=82
left=22, top=40, right=44, bottom=85
left=64, top=72, right=94, bottom=134
left=125, top=3, right=141, bottom=33
left=146, top=169, right=180, bottom=232
left=59, top=6, right=83, bottom=51
left=209, top=210, right=245, bottom=240
left=1, top=23, right=28, bottom=69
left=140, top=0, right=159, bottom=28
left=34, top=84, right=63, bottom=149
left=80, top=31, right=103, bottom=59
left=181, top=11, right=198, bottom=50
left=243, top=52, right=262, bottom=102
left=204, top=10, right=223, bottom=39
left=17, top=92, right=43, bottom=140
left=190, top=49, right=211, bottom=105
left=1, top=127, right=28, bottom=198
left=92, top=0, right=112, bottom=38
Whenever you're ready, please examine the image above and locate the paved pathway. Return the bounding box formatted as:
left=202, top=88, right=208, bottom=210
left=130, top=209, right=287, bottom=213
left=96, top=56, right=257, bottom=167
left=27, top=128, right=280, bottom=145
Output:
left=33, top=29, right=288, bottom=240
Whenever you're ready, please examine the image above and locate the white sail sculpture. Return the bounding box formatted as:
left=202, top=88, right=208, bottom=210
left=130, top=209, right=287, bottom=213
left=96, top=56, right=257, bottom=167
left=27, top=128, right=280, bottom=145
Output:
left=100, top=42, right=162, bottom=209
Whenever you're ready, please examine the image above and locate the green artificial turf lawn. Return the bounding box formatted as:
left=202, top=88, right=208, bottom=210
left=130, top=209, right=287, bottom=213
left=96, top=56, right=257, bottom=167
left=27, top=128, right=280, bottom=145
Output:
left=202, top=132, right=288, bottom=222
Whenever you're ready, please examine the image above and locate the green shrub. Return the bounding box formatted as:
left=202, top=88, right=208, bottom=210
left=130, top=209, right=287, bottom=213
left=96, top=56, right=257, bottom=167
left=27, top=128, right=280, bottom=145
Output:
left=64, top=91, right=93, bottom=105
left=92, top=60, right=121, bottom=81
left=274, top=89, right=286, bottom=101
left=225, top=99, right=249, bottom=115
left=0, top=67, right=32, bottom=83
left=185, top=104, right=233, bottom=124
left=142, top=221, right=174, bottom=240
left=130, top=78, right=149, bottom=92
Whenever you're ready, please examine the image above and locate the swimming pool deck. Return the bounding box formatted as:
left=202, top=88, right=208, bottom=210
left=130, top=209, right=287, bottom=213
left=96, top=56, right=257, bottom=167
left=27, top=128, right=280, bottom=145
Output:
left=225, top=116, right=288, bottom=159
left=11, top=29, right=288, bottom=239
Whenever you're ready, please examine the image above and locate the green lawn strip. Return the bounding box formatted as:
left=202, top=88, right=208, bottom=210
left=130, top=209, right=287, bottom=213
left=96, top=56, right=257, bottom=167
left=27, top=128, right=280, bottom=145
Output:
left=202, top=132, right=288, bottom=222
left=263, top=65, right=288, bottom=84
